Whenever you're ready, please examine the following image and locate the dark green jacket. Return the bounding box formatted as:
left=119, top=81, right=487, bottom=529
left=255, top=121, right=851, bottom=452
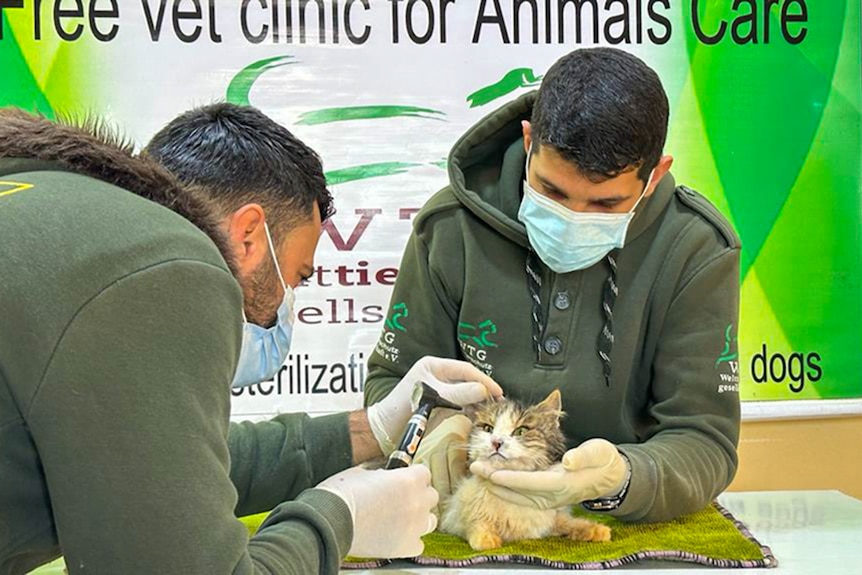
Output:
left=365, top=92, right=741, bottom=523
left=0, top=161, right=352, bottom=574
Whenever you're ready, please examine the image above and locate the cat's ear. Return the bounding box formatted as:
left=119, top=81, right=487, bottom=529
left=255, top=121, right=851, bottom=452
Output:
left=536, top=389, right=562, bottom=413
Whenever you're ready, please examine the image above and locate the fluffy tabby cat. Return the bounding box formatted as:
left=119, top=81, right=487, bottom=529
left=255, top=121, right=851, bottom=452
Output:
left=439, top=389, right=611, bottom=550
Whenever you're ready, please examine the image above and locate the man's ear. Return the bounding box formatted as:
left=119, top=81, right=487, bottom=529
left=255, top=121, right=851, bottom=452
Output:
left=522, top=120, right=532, bottom=153
left=645, top=154, right=674, bottom=198
left=225, top=203, right=267, bottom=279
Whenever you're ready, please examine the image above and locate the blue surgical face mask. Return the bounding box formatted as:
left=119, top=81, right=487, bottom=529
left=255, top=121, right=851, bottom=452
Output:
left=231, top=222, right=295, bottom=388
left=518, top=150, right=654, bottom=273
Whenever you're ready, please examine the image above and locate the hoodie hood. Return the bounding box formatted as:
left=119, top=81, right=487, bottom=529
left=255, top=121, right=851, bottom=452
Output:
left=447, top=92, right=534, bottom=247
left=446, top=91, right=675, bottom=249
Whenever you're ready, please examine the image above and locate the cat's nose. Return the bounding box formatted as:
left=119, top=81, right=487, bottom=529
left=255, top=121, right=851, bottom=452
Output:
left=491, top=438, right=504, bottom=450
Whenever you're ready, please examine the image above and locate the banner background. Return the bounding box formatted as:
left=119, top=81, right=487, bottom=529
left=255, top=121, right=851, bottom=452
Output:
left=1, top=0, right=859, bottom=416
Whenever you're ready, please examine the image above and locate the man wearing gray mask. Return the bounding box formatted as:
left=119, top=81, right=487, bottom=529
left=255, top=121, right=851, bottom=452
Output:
left=0, top=106, right=501, bottom=575
left=365, top=47, right=741, bottom=525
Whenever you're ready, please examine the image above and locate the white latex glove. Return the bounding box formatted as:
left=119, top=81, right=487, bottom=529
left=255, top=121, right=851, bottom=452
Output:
left=470, top=438, right=630, bottom=510
left=317, top=464, right=439, bottom=558
left=413, top=414, right=472, bottom=513
left=367, top=356, right=503, bottom=454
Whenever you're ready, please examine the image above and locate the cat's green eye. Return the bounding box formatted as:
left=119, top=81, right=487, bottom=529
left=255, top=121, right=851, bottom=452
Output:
left=513, top=426, right=529, bottom=436
left=480, top=424, right=494, bottom=433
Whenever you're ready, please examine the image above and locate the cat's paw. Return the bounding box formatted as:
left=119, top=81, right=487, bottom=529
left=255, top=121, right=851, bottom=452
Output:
left=467, top=529, right=503, bottom=550
left=572, top=523, right=612, bottom=542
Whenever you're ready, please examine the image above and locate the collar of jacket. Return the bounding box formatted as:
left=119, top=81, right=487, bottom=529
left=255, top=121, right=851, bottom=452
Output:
left=0, top=157, right=68, bottom=178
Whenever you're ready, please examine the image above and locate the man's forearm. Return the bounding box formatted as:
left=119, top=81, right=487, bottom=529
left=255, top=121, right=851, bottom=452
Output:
left=349, top=410, right=383, bottom=464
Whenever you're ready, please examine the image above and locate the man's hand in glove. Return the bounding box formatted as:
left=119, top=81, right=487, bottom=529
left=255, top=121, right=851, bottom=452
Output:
left=367, top=356, right=502, bottom=455
left=413, top=414, right=473, bottom=514
left=317, top=464, right=438, bottom=558
left=470, top=438, right=630, bottom=510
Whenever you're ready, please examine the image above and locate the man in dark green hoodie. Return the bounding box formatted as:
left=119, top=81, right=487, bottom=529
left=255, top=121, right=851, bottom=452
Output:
left=365, top=48, right=741, bottom=524
left=0, top=106, right=501, bottom=575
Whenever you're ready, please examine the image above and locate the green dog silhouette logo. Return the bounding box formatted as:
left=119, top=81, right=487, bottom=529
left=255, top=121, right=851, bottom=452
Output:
left=715, top=324, right=739, bottom=368
left=458, top=319, right=499, bottom=348
left=467, top=68, right=543, bottom=108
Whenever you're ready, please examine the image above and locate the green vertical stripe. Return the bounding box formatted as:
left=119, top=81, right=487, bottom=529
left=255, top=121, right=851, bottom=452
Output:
left=0, top=19, right=54, bottom=117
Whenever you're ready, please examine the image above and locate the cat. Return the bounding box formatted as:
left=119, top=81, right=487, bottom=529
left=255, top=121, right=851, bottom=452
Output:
left=439, top=389, right=611, bottom=550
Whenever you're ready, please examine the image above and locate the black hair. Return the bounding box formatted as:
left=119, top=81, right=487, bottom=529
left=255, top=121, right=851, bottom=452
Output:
left=143, top=103, right=334, bottom=236
left=530, top=47, right=669, bottom=183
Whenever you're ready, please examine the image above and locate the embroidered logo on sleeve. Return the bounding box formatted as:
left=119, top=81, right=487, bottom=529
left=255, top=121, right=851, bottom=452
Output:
left=715, top=323, right=740, bottom=393
left=384, top=301, right=408, bottom=332
left=376, top=302, right=409, bottom=363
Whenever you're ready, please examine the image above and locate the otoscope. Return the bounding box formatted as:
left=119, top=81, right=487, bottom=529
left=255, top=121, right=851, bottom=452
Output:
left=385, top=382, right=462, bottom=470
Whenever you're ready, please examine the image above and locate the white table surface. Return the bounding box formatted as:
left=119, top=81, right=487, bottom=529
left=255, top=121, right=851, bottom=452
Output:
left=343, top=490, right=862, bottom=574
left=29, top=490, right=862, bottom=574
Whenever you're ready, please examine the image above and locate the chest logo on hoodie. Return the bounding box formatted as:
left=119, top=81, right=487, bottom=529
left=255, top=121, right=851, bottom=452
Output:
left=458, top=319, right=499, bottom=348
left=458, top=319, right=498, bottom=376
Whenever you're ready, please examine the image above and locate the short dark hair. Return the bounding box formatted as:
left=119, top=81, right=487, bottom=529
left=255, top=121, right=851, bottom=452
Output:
left=530, top=47, right=669, bottom=183
left=144, top=103, right=334, bottom=236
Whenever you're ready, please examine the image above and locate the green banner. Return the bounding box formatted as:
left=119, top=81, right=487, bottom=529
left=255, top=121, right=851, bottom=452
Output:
left=2, top=1, right=859, bottom=406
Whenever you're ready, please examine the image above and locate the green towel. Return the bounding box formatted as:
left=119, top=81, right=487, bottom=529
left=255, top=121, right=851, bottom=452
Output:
left=240, top=501, right=776, bottom=570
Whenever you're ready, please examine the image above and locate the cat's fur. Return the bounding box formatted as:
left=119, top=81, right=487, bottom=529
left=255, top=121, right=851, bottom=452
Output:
left=440, top=390, right=611, bottom=550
